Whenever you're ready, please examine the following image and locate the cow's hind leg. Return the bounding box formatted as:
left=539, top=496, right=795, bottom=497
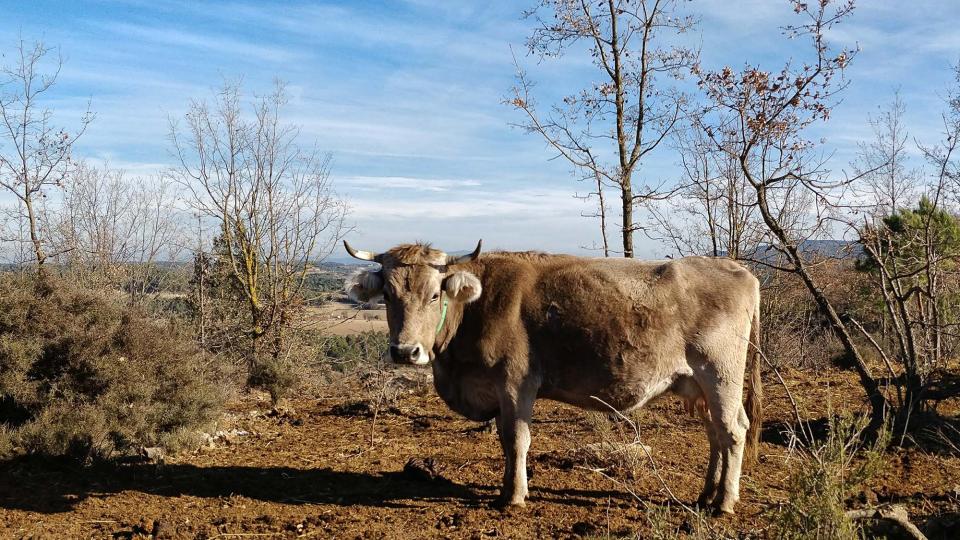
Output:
left=702, top=381, right=749, bottom=514
left=494, top=388, right=535, bottom=508
left=697, top=404, right=723, bottom=508
left=675, top=375, right=722, bottom=508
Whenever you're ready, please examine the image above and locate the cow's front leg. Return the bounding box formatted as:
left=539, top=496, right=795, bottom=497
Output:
left=494, top=390, right=535, bottom=508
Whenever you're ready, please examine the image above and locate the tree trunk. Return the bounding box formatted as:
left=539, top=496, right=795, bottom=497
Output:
left=621, top=175, right=634, bottom=258
left=23, top=193, right=46, bottom=269
left=596, top=173, right=610, bottom=257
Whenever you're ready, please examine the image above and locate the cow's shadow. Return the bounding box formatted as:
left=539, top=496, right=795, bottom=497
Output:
left=0, top=457, right=482, bottom=514
left=0, top=456, right=636, bottom=514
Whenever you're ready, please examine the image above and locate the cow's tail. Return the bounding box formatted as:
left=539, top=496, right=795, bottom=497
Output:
left=744, top=291, right=763, bottom=466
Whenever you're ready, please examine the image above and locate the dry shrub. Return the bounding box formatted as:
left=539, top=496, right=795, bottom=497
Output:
left=580, top=411, right=649, bottom=478
left=762, top=270, right=837, bottom=369
left=0, top=274, right=227, bottom=461
left=760, top=260, right=880, bottom=370
left=770, top=414, right=890, bottom=539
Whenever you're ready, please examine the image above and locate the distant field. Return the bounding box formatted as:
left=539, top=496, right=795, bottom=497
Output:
left=303, top=298, right=388, bottom=336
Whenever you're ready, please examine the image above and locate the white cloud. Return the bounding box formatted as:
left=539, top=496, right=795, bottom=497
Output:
left=343, top=185, right=608, bottom=255
left=338, top=176, right=482, bottom=192
left=96, top=21, right=300, bottom=63
left=347, top=184, right=585, bottom=221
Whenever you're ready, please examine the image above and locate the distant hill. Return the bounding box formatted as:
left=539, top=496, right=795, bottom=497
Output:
left=795, top=239, right=862, bottom=259
left=721, top=239, right=862, bottom=262
left=750, top=240, right=863, bottom=264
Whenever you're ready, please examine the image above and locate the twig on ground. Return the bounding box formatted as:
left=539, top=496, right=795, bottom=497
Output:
left=845, top=504, right=928, bottom=540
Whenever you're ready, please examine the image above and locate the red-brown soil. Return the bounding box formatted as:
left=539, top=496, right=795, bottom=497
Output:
left=1, top=367, right=958, bottom=539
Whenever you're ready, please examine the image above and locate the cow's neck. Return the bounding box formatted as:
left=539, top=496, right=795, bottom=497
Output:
left=433, top=298, right=465, bottom=354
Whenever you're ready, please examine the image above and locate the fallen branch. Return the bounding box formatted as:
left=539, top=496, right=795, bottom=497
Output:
left=845, top=505, right=927, bottom=540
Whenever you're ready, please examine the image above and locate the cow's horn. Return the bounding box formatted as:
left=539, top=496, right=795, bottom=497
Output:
left=344, top=240, right=378, bottom=262
left=447, top=239, right=482, bottom=265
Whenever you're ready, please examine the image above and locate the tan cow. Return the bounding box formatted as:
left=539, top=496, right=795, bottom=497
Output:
left=344, top=240, right=762, bottom=514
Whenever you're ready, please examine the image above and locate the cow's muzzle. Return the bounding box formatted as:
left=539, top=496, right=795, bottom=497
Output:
left=390, top=343, right=429, bottom=365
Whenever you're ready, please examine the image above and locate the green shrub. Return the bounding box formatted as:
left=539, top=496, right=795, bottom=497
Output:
left=248, top=354, right=299, bottom=404
left=770, top=414, right=890, bottom=539
left=318, top=331, right=389, bottom=372
left=0, top=274, right=227, bottom=461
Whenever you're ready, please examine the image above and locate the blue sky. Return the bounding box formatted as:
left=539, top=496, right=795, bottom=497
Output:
left=3, top=0, right=959, bottom=257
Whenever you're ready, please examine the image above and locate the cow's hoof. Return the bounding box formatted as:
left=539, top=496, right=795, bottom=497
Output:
left=712, top=501, right=736, bottom=516
left=492, top=497, right=526, bottom=512
left=696, top=493, right=716, bottom=509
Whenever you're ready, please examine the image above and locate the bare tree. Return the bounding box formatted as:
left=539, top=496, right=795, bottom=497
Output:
left=169, top=80, right=349, bottom=396
left=692, top=0, right=893, bottom=424
left=853, top=91, right=920, bottom=217
left=0, top=39, right=92, bottom=271
left=509, top=0, right=697, bottom=258
left=50, top=162, right=184, bottom=301
left=856, top=67, right=960, bottom=437
left=936, top=65, right=960, bottom=210
left=649, top=118, right=764, bottom=259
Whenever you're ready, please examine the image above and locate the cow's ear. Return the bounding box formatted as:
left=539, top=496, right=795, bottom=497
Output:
left=443, top=271, right=482, bottom=303
left=346, top=269, right=383, bottom=303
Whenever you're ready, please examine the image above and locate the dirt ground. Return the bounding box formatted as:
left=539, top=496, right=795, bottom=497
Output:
left=2, top=361, right=959, bottom=539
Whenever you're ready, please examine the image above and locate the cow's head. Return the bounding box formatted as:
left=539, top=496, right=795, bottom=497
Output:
left=343, top=240, right=483, bottom=365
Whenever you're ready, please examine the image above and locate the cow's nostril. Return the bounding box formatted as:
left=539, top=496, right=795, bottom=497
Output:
left=410, top=345, right=421, bottom=358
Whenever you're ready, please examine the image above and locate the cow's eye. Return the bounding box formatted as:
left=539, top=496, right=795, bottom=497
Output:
left=430, top=293, right=440, bottom=303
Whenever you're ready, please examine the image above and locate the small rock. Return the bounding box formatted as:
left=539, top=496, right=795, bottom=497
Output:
left=435, top=512, right=464, bottom=529
left=140, top=446, right=165, bottom=463
left=268, top=404, right=296, bottom=417
left=403, top=457, right=442, bottom=482
left=200, top=433, right=216, bottom=448
left=330, top=401, right=374, bottom=418
left=571, top=521, right=597, bottom=536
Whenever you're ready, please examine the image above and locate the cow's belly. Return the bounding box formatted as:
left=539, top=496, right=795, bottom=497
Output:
left=538, top=350, right=693, bottom=413
left=431, top=360, right=499, bottom=422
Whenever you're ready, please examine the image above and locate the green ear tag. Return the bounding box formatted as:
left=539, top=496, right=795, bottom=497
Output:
left=435, top=297, right=449, bottom=335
